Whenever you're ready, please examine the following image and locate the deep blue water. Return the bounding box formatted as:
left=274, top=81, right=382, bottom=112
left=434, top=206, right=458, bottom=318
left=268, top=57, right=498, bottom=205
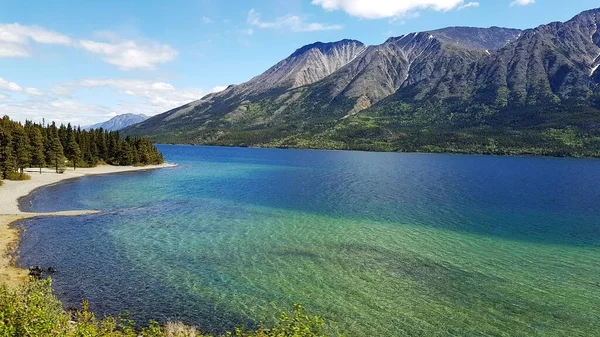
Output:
left=17, top=145, right=600, bottom=336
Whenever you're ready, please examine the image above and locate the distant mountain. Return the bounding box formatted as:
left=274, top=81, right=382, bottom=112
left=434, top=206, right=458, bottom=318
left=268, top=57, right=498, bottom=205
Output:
left=123, top=8, right=600, bottom=157
left=87, top=113, right=149, bottom=131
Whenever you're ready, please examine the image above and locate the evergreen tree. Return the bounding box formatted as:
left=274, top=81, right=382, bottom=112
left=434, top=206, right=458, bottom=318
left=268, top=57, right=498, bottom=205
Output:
left=0, top=123, right=15, bottom=179
left=96, top=129, right=108, bottom=162
left=65, top=124, right=81, bottom=170
left=0, top=116, right=163, bottom=175
left=28, top=125, right=45, bottom=174
left=12, top=123, right=31, bottom=174
left=47, top=124, right=65, bottom=173
left=66, top=131, right=81, bottom=170
left=118, top=140, right=134, bottom=166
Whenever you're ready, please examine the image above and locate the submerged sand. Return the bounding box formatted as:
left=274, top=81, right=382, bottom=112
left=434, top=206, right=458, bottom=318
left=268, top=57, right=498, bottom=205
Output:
left=0, top=164, right=177, bottom=287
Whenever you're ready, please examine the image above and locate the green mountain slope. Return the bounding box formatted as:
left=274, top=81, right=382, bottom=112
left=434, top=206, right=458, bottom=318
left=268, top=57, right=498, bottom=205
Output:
left=123, top=8, right=600, bottom=157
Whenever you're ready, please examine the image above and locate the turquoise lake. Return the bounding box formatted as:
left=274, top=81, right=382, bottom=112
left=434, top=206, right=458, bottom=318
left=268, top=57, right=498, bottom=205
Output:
left=17, top=145, right=600, bottom=336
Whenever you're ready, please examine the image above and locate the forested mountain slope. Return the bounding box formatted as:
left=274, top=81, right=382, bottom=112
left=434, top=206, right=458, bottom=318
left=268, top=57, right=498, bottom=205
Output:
left=123, top=8, right=600, bottom=157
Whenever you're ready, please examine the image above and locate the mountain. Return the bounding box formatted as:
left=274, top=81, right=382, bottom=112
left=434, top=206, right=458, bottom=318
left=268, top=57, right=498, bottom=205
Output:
left=123, top=8, right=600, bottom=157
left=87, top=113, right=149, bottom=131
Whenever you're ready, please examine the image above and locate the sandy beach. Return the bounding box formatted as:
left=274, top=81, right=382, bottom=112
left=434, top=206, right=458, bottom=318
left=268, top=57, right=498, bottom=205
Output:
left=0, top=163, right=177, bottom=287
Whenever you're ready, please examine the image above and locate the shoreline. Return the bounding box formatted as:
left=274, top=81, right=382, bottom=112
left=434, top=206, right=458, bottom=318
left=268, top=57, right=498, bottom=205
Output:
left=0, top=163, right=177, bottom=287
left=156, top=143, right=600, bottom=161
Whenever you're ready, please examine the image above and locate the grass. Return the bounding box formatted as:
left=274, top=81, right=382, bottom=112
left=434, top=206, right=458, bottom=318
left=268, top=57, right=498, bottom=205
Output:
left=5, top=172, right=31, bottom=181
left=0, top=278, right=329, bottom=337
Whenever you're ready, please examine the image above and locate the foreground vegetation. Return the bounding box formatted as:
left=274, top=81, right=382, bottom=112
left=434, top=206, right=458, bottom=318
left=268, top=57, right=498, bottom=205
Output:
left=0, top=115, right=163, bottom=179
left=0, top=279, right=328, bottom=337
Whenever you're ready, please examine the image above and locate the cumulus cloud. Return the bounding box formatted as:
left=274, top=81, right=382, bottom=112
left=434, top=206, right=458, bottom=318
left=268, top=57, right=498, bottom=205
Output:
left=459, top=2, right=480, bottom=9
left=2, top=79, right=225, bottom=126
left=0, top=23, right=179, bottom=70
left=24, top=87, right=43, bottom=96
left=79, top=38, right=179, bottom=70
left=0, top=77, right=23, bottom=92
left=510, top=0, right=534, bottom=6
left=0, top=42, right=29, bottom=57
left=0, top=78, right=44, bottom=97
left=0, top=23, right=72, bottom=57
left=0, top=98, right=112, bottom=126
left=311, top=0, right=466, bottom=19
left=74, top=79, right=210, bottom=108
left=247, top=9, right=343, bottom=32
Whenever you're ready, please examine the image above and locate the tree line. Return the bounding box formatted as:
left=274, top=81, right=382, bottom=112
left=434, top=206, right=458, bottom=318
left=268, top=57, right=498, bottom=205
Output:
left=0, top=115, right=164, bottom=178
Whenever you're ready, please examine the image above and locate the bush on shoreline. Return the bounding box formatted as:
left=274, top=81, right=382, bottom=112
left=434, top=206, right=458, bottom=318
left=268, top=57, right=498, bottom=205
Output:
left=5, top=172, right=31, bottom=181
left=0, top=278, right=329, bottom=337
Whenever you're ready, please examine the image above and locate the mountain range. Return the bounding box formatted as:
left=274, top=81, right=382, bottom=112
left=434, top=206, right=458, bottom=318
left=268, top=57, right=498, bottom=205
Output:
left=123, top=8, right=600, bottom=157
left=86, top=114, right=149, bottom=131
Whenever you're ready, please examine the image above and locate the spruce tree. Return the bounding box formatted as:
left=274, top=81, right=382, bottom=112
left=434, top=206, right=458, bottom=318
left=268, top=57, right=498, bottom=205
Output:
left=12, top=123, right=31, bottom=174
left=48, top=125, right=65, bottom=173
left=0, top=123, right=15, bottom=179
left=66, top=131, right=81, bottom=170
left=28, top=126, right=45, bottom=174
left=0, top=116, right=163, bottom=173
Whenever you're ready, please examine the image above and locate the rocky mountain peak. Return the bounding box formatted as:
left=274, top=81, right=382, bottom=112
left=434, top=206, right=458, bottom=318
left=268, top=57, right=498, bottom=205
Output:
left=290, top=39, right=364, bottom=58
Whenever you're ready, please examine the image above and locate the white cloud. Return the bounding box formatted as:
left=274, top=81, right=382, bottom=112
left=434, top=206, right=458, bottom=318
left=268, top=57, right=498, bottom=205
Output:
left=0, top=24, right=179, bottom=71
left=459, top=2, right=479, bottom=9
left=201, top=16, right=213, bottom=24
left=510, top=0, right=534, bottom=6
left=0, top=98, right=112, bottom=126
left=0, top=93, right=6, bottom=100
left=0, top=23, right=72, bottom=57
left=0, top=42, right=30, bottom=57
left=0, top=77, right=23, bottom=92
left=61, top=78, right=223, bottom=115
left=0, top=78, right=44, bottom=97
left=2, top=79, right=226, bottom=126
left=24, top=87, right=43, bottom=96
left=79, top=38, right=179, bottom=70
left=247, top=9, right=343, bottom=32
left=311, top=0, right=466, bottom=19
left=0, top=23, right=72, bottom=45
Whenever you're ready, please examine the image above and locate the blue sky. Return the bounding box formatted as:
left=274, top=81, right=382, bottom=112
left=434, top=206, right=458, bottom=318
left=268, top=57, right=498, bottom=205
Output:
left=0, top=0, right=598, bottom=125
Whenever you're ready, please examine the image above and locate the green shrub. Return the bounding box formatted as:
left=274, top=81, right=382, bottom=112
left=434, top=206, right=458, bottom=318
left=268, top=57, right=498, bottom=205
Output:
left=5, top=172, right=31, bottom=181
left=0, top=278, right=69, bottom=336
left=0, top=279, right=330, bottom=337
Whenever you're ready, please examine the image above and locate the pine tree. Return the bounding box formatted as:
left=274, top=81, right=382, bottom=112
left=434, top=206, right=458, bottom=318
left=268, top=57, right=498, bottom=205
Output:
left=96, top=129, right=108, bottom=162
left=0, top=122, right=15, bottom=179
left=0, top=116, right=163, bottom=174
left=65, top=131, right=81, bottom=170
left=48, top=124, right=65, bottom=173
left=108, top=132, right=119, bottom=164
left=118, top=140, right=133, bottom=166
left=28, top=125, right=45, bottom=174
left=12, top=123, right=31, bottom=174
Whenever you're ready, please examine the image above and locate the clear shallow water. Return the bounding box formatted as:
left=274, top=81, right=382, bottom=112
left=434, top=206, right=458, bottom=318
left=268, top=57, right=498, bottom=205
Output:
left=17, top=145, right=600, bottom=336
